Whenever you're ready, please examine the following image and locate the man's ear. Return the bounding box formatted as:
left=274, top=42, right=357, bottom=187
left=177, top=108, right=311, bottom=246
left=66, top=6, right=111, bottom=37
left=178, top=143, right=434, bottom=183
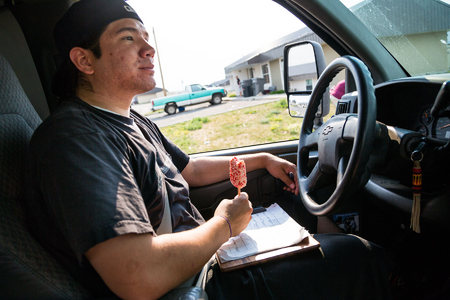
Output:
left=69, top=47, right=95, bottom=75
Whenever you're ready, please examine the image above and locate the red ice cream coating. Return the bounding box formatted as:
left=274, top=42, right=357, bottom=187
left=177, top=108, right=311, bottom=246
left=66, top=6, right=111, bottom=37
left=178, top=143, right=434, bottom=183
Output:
left=229, top=156, right=247, bottom=189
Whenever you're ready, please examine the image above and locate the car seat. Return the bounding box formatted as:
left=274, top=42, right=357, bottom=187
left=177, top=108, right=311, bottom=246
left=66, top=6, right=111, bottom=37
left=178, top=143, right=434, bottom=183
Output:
left=0, top=54, right=91, bottom=299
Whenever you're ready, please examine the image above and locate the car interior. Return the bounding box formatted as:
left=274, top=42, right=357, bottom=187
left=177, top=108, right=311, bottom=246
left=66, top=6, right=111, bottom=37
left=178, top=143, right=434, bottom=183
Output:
left=1, top=0, right=449, bottom=298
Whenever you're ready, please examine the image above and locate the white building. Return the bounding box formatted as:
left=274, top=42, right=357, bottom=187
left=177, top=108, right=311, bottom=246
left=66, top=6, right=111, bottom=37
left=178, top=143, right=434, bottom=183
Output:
left=223, top=27, right=339, bottom=96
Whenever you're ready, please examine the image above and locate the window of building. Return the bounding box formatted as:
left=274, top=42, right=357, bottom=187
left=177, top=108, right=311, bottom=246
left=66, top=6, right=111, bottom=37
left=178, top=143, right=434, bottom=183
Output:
left=306, top=79, right=313, bottom=90
left=262, top=64, right=270, bottom=83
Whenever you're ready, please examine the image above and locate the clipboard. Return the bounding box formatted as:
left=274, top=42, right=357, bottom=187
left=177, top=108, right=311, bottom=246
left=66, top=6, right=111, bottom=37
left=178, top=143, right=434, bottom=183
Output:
left=216, top=235, right=320, bottom=272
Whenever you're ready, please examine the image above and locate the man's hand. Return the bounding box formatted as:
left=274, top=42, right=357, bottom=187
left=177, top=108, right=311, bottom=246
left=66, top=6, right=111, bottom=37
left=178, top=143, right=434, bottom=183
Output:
left=264, top=154, right=299, bottom=195
left=214, top=192, right=253, bottom=237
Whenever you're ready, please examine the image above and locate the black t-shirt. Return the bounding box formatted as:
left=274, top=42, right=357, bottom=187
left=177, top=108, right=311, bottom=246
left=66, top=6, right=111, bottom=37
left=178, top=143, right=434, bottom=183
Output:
left=26, top=97, right=204, bottom=296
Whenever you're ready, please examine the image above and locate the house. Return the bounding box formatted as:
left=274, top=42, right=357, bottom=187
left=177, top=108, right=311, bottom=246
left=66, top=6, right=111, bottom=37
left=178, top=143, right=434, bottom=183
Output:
left=223, top=27, right=339, bottom=96
left=287, top=62, right=317, bottom=92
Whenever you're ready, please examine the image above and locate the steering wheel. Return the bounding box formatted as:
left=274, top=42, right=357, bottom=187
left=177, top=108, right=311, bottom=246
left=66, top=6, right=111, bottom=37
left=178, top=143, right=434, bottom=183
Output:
left=297, top=56, right=376, bottom=215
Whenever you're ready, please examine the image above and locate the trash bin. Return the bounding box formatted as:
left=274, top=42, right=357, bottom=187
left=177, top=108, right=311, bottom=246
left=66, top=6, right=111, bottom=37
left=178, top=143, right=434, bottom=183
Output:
left=252, top=78, right=265, bottom=96
left=243, top=85, right=253, bottom=97
left=242, top=79, right=253, bottom=97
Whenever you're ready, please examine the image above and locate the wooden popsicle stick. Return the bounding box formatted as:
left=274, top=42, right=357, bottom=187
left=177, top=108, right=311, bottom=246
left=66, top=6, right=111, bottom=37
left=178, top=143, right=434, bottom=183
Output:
left=238, top=187, right=241, bottom=196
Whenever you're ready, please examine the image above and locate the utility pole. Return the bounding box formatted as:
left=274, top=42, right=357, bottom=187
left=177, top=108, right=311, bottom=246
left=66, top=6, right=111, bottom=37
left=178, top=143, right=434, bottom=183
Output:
left=153, top=27, right=167, bottom=96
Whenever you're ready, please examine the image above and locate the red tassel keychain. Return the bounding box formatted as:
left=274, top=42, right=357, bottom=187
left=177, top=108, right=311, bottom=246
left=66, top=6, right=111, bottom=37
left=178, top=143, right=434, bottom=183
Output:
left=410, top=151, right=423, bottom=233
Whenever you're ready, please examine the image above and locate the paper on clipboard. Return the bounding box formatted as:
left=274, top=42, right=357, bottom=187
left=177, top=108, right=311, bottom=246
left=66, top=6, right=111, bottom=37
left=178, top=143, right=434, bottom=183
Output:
left=216, top=203, right=310, bottom=263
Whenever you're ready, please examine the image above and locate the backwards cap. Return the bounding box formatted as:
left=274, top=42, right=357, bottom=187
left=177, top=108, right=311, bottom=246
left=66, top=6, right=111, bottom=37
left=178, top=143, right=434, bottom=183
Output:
left=54, top=0, right=143, bottom=56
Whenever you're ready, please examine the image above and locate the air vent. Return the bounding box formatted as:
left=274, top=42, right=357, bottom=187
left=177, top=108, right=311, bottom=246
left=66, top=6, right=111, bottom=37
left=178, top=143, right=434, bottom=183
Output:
left=336, top=100, right=350, bottom=114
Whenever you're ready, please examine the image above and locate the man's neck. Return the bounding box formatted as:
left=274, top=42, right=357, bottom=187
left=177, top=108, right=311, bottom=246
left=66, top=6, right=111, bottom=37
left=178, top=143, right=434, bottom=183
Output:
left=76, top=88, right=132, bottom=117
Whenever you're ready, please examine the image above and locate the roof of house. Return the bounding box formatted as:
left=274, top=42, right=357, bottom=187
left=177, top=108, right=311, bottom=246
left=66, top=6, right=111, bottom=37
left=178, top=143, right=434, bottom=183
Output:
left=289, top=62, right=316, bottom=77
left=209, top=78, right=230, bottom=87
left=138, top=87, right=164, bottom=95
left=224, top=27, right=323, bottom=73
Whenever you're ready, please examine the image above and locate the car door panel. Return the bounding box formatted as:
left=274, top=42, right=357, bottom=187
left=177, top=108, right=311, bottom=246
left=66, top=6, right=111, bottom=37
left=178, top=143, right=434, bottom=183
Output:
left=189, top=140, right=298, bottom=218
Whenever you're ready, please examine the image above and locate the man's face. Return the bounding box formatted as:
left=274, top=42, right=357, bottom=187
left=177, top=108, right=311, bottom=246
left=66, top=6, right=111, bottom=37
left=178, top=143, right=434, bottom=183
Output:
left=92, top=18, right=156, bottom=95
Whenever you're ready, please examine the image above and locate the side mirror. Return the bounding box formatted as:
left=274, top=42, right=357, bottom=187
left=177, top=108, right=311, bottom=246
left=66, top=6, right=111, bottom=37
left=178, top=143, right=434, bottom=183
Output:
left=283, top=41, right=329, bottom=120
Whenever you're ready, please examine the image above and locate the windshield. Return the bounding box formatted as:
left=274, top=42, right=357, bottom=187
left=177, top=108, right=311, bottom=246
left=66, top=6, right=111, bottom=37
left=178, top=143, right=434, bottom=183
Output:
left=342, top=0, right=450, bottom=76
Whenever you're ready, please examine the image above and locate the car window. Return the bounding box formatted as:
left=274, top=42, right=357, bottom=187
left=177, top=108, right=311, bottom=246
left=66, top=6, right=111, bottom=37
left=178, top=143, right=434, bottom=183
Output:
left=191, top=84, right=202, bottom=92
left=129, top=0, right=337, bottom=154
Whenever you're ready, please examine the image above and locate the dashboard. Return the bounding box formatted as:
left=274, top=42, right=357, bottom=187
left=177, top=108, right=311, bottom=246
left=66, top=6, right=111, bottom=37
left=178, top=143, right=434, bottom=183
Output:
left=419, top=107, right=450, bottom=140
left=360, top=78, right=450, bottom=228
left=336, top=78, right=449, bottom=143
left=375, top=78, right=449, bottom=141
left=336, top=77, right=450, bottom=193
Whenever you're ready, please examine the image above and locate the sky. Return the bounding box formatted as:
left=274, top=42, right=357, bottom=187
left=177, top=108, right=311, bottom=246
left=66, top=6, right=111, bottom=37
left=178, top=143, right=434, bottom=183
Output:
left=127, top=0, right=305, bottom=92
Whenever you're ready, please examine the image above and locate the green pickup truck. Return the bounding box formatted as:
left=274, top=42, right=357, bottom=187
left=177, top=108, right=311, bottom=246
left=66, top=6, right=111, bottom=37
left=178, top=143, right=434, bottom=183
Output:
left=152, top=84, right=227, bottom=115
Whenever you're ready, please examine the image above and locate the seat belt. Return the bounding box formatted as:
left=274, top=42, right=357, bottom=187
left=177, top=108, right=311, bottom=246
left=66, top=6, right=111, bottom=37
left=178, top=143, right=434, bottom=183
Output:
left=155, top=160, right=213, bottom=291
left=156, top=169, right=200, bottom=288
left=154, top=165, right=200, bottom=285
left=128, top=121, right=171, bottom=236
left=133, top=123, right=210, bottom=291
left=156, top=177, right=172, bottom=235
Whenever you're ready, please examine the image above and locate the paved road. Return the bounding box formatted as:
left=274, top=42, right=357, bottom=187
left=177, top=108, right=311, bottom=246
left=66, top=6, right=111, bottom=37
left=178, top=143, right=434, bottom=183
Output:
left=132, top=95, right=284, bottom=127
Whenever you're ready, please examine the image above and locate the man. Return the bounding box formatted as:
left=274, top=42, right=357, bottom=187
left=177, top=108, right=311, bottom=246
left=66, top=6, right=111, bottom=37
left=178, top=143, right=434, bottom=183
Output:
left=27, top=0, right=390, bottom=299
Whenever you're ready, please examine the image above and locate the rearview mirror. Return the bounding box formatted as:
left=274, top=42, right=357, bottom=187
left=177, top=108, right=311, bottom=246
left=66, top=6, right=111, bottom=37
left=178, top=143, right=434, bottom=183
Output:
left=283, top=41, right=329, bottom=120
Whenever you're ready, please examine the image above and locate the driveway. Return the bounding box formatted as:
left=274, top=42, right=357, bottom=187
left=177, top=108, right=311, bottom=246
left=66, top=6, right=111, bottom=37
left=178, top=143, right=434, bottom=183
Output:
left=132, top=94, right=285, bottom=127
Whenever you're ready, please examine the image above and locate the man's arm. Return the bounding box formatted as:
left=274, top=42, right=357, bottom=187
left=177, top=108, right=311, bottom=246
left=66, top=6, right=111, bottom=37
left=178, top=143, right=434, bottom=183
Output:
left=85, top=193, right=252, bottom=300
left=182, top=152, right=299, bottom=195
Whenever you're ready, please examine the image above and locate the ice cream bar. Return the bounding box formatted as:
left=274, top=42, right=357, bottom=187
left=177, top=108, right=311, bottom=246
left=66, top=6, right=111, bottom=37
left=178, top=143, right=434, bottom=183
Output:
left=230, top=156, right=247, bottom=195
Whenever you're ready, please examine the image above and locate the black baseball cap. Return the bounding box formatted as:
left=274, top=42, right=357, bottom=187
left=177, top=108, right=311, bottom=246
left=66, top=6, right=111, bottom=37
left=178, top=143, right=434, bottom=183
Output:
left=54, top=0, right=143, bottom=56
left=52, top=0, right=143, bottom=99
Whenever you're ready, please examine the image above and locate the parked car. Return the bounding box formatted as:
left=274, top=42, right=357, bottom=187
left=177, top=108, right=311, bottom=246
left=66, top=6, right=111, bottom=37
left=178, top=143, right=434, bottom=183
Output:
left=0, top=0, right=449, bottom=299
left=152, top=84, right=227, bottom=115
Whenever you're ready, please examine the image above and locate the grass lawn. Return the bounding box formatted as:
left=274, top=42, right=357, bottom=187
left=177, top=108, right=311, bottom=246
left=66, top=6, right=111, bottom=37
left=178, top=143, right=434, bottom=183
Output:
left=161, top=99, right=335, bottom=154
